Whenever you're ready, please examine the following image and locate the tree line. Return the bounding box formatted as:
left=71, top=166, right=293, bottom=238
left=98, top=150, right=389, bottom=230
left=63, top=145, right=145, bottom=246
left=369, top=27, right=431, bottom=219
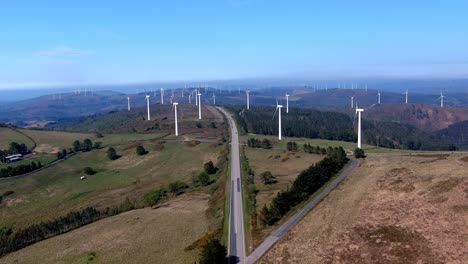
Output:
left=247, top=138, right=273, bottom=149
left=260, top=147, right=349, bottom=226
left=0, top=161, right=43, bottom=178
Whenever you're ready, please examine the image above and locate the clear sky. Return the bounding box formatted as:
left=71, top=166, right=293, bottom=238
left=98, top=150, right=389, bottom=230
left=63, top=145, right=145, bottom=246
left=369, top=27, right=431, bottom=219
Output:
left=1, top=0, right=468, bottom=88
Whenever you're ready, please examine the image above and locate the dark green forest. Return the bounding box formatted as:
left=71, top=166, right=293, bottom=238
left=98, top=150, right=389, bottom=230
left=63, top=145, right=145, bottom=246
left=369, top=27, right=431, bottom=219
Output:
left=226, top=106, right=460, bottom=150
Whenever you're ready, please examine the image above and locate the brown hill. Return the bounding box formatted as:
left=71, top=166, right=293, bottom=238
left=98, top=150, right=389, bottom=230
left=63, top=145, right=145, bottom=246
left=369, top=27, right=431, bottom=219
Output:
left=365, top=103, right=468, bottom=131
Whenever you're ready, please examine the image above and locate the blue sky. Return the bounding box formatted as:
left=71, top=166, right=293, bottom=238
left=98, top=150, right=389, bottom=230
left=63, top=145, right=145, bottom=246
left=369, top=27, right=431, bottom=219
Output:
left=1, top=0, right=468, bottom=88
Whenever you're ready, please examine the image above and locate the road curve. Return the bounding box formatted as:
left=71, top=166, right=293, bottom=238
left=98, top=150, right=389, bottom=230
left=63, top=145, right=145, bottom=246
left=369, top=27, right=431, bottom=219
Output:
left=217, top=107, right=246, bottom=263
left=247, top=157, right=358, bottom=264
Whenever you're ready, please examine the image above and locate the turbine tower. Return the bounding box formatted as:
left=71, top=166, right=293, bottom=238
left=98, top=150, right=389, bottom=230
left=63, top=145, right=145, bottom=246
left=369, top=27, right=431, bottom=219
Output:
left=146, top=95, right=151, bottom=121
left=350, top=96, right=354, bottom=108
left=439, top=91, right=445, bottom=108
left=197, top=92, right=202, bottom=120
left=246, top=90, right=250, bottom=110
left=356, top=108, right=364, bottom=149
left=285, top=94, right=290, bottom=113
left=195, top=90, right=199, bottom=106
left=404, top=89, right=408, bottom=104
left=378, top=91, right=381, bottom=105
left=160, top=88, right=164, bottom=105
left=273, top=100, right=283, bottom=140
left=212, top=94, right=216, bottom=105
left=127, top=96, right=131, bottom=111
left=173, top=102, right=179, bottom=136
left=189, top=94, right=192, bottom=104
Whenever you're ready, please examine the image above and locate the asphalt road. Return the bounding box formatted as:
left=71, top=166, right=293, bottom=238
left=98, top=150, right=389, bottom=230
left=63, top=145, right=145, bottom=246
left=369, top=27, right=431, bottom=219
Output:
left=217, top=107, right=246, bottom=263
left=246, top=157, right=358, bottom=264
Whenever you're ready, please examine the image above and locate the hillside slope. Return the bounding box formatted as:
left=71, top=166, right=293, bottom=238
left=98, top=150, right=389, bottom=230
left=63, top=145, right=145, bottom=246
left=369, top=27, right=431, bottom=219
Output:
left=365, top=103, right=468, bottom=131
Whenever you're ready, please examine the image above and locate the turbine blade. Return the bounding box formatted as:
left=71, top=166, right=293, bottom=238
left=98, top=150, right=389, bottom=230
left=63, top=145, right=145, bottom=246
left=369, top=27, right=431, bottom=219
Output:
left=272, top=107, right=278, bottom=120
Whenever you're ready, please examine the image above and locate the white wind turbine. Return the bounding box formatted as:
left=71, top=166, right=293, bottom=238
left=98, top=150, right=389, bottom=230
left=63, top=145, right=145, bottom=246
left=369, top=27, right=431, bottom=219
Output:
left=160, top=88, right=164, bottom=104
left=127, top=96, right=131, bottom=111
left=285, top=94, right=290, bottom=113
left=355, top=106, right=364, bottom=149
left=173, top=102, right=179, bottom=136
left=170, top=96, right=173, bottom=104
left=189, top=93, right=192, bottom=104
left=146, top=95, right=151, bottom=121
left=246, top=90, right=250, bottom=109
left=377, top=91, right=381, bottom=104
left=404, top=89, right=409, bottom=104
left=195, top=89, right=199, bottom=106
left=212, top=94, right=216, bottom=105
left=272, top=100, right=283, bottom=140
left=197, top=92, right=202, bottom=120
left=438, top=91, right=445, bottom=108
left=350, top=96, right=354, bottom=108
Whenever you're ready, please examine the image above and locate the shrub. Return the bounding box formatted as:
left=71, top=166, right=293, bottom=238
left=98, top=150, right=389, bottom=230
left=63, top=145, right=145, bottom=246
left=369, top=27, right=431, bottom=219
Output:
left=142, top=188, right=167, bottom=207
left=136, top=145, right=148, bottom=156
left=196, top=123, right=203, bottom=128
left=354, top=148, right=366, bottom=158
left=168, top=181, right=189, bottom=194
left=260, top=171, right=277, bottom=185
left=199, top=239, right=227, bottom=264
left=83, top=167, right=96, bottom=175
left=198, top=172, right=211, bottom=186
left=204, top=161, right=217, bottom=174
left=107, top=147, right=119, bottom=160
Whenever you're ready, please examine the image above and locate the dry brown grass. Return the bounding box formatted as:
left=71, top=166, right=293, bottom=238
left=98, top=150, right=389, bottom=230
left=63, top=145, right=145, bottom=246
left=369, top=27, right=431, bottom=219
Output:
left=260, top=152, right=468, bottom=264
left=0, top=193, right=210, bottom=264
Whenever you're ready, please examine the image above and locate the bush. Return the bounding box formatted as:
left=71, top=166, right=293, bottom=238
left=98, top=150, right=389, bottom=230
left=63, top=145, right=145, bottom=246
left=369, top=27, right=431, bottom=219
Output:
left=286, top=141, right=298, bottom=151
left=204, top=161, right=217, bottom=174
left=354, top=148, right=366, bottom=158
left=107, top=147, right=119, bottom=160
left=199, top=239, right=227, bottom=264
left=260, top=171, right=277, bottom=185
left=73, top=140, right=81, bottom=152
left=142, top=188, right=167, bottom=207
left=196, top=123, right=203, bottom=128
left=136, top=146, right=148, bottom=156
left=168, top=181, right=189, bottom=194
left=83, top=167, right=96, bottom=175
left=198, top=172, right=211, bottom=186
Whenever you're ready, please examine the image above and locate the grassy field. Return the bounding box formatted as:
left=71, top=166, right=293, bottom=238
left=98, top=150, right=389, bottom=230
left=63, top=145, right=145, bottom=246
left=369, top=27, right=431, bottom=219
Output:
left=0, top=193, right=210, bottom=264
left=260, top=152, right=468, bottom=263
left=0, top=127, right=35, bottom=149
left=0, top=137, right=223, bottom=229
left=243, top=147, right=323, bottom=210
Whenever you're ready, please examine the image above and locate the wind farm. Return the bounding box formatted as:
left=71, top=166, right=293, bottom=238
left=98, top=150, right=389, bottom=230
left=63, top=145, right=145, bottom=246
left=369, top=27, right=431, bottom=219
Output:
left=1, top=1, right=468, bottom=264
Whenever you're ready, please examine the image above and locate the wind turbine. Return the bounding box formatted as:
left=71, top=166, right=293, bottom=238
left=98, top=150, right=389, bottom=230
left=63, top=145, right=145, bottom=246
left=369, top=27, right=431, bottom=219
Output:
left=212, top=94, right=216, bottom=105
left=355, top=107, right=364, bottom=149
left=127, top=96, right=131, bottom=111
left=161, top=88, right=164, bottom=104
left=189, top=94, right=192, bottom=104
left=404, top=89, right=408, bottom=104
left=170, top=96, right=173, bottom=104
left=377, top=91, right=381, bottom=105
left=246, top=90, right=250, bottom=110
left=195, top=89, right=199, bottom=106
left=146, top=95, right=151, bottom=121
left=173, top=102, right=179, bottom=136
left=285, top=94, right=290, bottom=113
left=272, top=100, right=283, bottom=140
left=438, top=91, right=445, bottom=108
left=350, top=96, right=354, bottom=108
left=197, top=92, right=202, bottom=120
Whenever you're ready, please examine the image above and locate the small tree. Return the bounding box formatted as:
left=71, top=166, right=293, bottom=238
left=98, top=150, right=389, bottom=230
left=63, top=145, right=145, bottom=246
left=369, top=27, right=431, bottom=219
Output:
left=83, top=167, right=96, bottom=175
left=107, top=147, right=119, bottom=160
left=73, top=140, right=82, bottom=152
left=204, top=161, right=217, bottom=174
left=136, top=145, right=148, bottom=156
left=82, top=139, right=93, bottom=152
left=93, top=142, right=102, bottom=149
left=260, top=171, right=277, bottom=185
left=199, top=239, right=227, bottom=264
left=354, top=148, right=366, bottom=159
left=168, top=181, right=189, bottom=194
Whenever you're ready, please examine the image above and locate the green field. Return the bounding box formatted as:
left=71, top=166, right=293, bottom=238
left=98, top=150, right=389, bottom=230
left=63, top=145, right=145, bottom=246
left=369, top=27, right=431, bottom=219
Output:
left=0, top=127, right=35, bottom=149
left=0, top=193, right=210, bottom=264
left=0, top=136, right=223, bottom=228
